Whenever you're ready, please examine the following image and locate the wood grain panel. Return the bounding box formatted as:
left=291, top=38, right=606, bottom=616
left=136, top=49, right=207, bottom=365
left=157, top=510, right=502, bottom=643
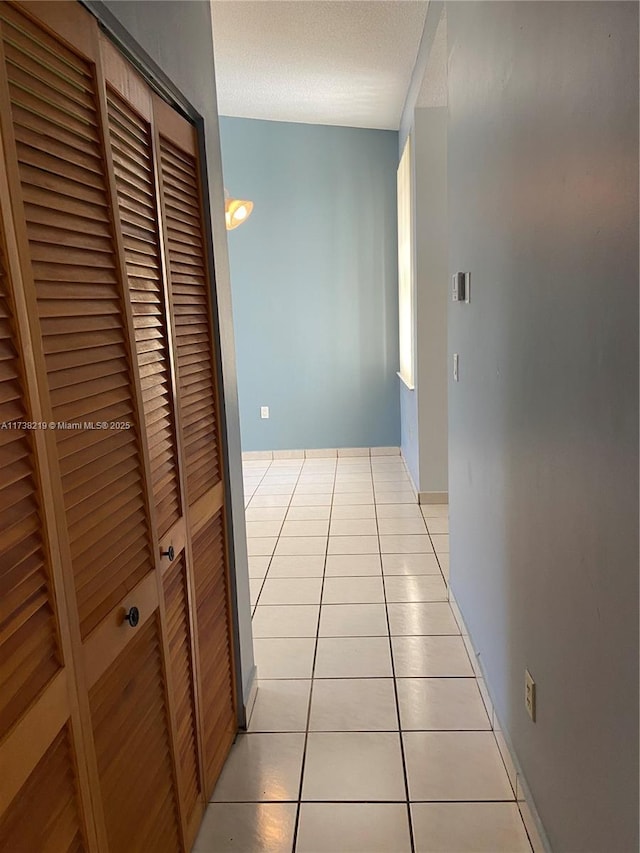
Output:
left=0, top=2, right=154, bottom=638
left=0, top=723, right=86, bottom=852
left=89, top=615, right=181, bottom=853
left=107, top=85, right=181, bottom=539
left=163, top=556, right=201, bottom=824
left=0, top=214, right=61, bottom=738
left=191, top=510, right=235, bottom=790
left=159, top=135, right=221, bottom=506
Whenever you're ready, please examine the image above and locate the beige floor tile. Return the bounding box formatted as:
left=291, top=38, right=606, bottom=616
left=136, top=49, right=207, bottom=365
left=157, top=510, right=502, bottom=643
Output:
left=296, top=803, right=411, bottom=853
left=252, top=605, right=320, bottom=638
left=377, top=517, right=427, bottom=535
left=325, top=553, right=382, bottom=576
left=250, top=577, right=264, bottom=606
left=246, top=520, right=283, bottom=538
left=330, top=504, right=376, bottom=519
left=289, top=494, right=333, bottom=506
left=308, top=678, right=398, bottom=731
left=420, top=504, right=449, bottom=518
left=246, top=507, right=288, bottom=522
left=382, top=553, right=442, bottom=575
left=327, top=535, right=379, bottom=555
left=404, top=731, right=515, bottom=801
left=322, top=576, right=385, bottom=604
left=412, top=802, right=530, bottom=853
left=259, top=578, right=323, bottom=605
left=333, top=482, right=373, bottom=493
left=329, top=518, right=378, bottom=536
left=438, top=553, right=450, bottom=581
left=315, top=637, right=393, bottom=678
left=194, top=803, right=296, bottom=852
left=376, top=504, right=424, bottom=519
left=332, top=492, right=374, bottom=505
left=248, top=680, right=311, bottom=733
left=253, top=638, right=316, bottom=679
left=248, top=556, right=271, bottom=579
left=379, top=534, right=433, bottom=554
left=375, top=493, right=417, bottom=504
left=280, top=519, right=329, bottom=537
left=387, top=602, right=459, bottom=635
left=295, top=483, right=333, bottom=495
left=425, top=517, right=449, bottom=534
left=248, top=537, right=278, bottom=557
left=392, top=636, right=474, bottom=677
left=256, top=484, right=295, bottom=495
left=302, top=732, right=405, bottom=800
left=268, top=555, right=326, bottom=578
left=250, top=495, right=292, bottom=508
left=261, top=475, right=298, bottom=485
left=397, top=678, right=491, bottom=730
left=285, top=505, right=331, bottom=521
left=274, top=536, right=328, bottom=556
left=211, top=733, right=305, bottom=802
left=384, top=575, right=448, bottom=603
left=431, top=534, right=450, bottom=553
left=319, top=603, right=388, bottom=637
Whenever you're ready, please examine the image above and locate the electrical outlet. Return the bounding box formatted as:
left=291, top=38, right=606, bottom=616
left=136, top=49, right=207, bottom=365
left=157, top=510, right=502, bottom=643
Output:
left=260, top=406, right=269, bottom=419
left=525, top=669, right=536, bottom=721
left=453, top=353, right=459, bottom=382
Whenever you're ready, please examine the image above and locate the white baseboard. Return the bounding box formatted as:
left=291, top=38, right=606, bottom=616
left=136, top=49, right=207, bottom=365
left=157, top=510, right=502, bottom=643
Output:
left=449, top=591, right=551, bottom=853
left=418, top=491, right=449, bottom=505
left=241, top=666, right=259, bottom=730
left=242, top=447, right=401, bottom=461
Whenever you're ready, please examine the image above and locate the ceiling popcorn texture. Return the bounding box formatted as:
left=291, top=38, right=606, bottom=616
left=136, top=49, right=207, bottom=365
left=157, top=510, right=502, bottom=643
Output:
left=211, top=1, right=428, bottom=129
left=416, top=5, right=447, bottom=108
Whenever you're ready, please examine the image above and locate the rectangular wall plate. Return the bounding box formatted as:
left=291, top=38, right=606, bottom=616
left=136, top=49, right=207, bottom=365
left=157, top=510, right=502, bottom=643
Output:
left=452, top=272, right=465, bottom=302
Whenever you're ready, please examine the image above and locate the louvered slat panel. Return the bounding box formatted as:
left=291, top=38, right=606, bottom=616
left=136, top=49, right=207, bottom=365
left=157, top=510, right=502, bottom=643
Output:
left=0, top=724, right=85, bottom=852
left=107, top=88, right=181, bottom=539
left=0, top=5, right=154, bottom=638
left=159, top=137, right=220, bottom=505
left=89, top=616, right=180, bottom=852
left=163, top=556, right=201, bottom=822
left=0, top=234, right=61, bottom=738
left=192, top=511, right=235, bottom=786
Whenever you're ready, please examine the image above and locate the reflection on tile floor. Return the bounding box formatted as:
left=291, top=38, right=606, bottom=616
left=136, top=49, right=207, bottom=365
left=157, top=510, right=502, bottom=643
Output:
left=194, top=453, right=534, bottom=853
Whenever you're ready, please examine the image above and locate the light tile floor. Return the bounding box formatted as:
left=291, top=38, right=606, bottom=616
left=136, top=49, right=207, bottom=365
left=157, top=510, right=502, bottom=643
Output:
left=194, top=454, right=534, bottom=853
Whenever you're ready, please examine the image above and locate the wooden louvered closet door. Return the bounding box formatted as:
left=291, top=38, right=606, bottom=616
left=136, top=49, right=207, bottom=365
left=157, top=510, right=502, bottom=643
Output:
left=0, top=2, right=238, bottom=849
left=0, top=0, right=236, bottom=853
left=100, top=37, right=207, bottom=843
left=153, top=95, right=237, bottom=796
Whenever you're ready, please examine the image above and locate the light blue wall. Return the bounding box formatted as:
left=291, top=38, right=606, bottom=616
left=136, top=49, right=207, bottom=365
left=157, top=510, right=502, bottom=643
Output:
left=219, top=117, right=400, bottom=451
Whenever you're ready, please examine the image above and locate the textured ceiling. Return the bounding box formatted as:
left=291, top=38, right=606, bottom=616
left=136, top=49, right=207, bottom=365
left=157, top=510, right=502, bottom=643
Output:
left=416, top=5, right=447, bottom=108
left=211, top=1, right=428, bottom=130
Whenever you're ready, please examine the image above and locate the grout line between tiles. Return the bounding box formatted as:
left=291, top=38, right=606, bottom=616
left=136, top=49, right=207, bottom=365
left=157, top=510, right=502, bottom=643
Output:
left=290, top=457, right=337, bottom=853
left=374, top=480, right=417, bottom=853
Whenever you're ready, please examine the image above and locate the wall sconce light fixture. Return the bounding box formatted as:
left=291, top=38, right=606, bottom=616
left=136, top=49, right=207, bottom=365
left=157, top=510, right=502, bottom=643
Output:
left=225, top=190, right=254, bottom=230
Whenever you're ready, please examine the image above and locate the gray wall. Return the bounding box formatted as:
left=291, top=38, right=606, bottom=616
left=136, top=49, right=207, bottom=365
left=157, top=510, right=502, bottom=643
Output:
left=219, top=117, right=400, bottom=452
left=414, top=106, right=448, bottom=495
left=93, top=0, right=255, bottom=710
left=398, top=1, right=449, bottom=496
left=447, top=3, right=639, bottom=851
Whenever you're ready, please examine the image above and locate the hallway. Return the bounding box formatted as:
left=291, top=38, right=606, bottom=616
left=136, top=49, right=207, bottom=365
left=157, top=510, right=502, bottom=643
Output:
left=194, top=452, right=533, bottom=852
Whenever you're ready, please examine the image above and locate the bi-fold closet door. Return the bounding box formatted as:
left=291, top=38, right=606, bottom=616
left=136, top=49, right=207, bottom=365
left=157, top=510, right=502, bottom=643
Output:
left=0, top=2, right=237, bottom=850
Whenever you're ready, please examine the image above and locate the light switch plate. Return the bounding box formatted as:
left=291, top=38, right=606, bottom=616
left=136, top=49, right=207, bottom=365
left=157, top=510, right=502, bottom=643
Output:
left=260, top=406, right=269, bottom=419
left=453, top=353, right=459, bottom=382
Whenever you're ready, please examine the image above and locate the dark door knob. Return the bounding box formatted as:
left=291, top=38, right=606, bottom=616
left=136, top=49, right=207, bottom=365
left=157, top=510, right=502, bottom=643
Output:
left=124, top=606, right=140, bottom=627
left=161, top=545, right=175, bottom=561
